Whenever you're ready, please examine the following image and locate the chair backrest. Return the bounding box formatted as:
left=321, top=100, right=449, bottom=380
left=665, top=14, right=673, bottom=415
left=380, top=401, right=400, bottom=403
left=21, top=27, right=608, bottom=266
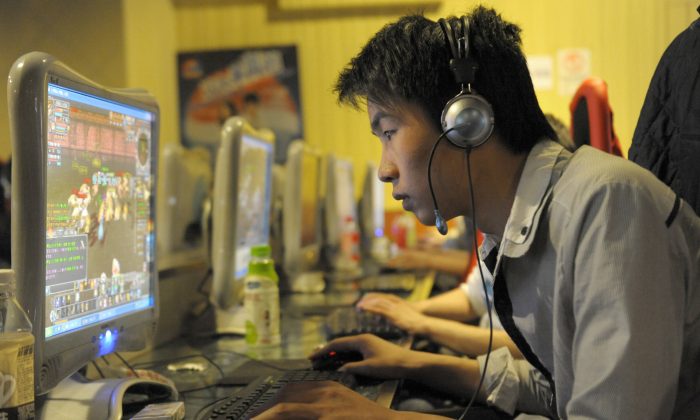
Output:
left=569, top=77, right=624, bottom=157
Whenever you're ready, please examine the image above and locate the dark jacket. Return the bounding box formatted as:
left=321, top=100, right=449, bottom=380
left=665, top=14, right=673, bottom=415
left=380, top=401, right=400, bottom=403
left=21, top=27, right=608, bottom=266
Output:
left=629, top=10, right=700, bottom=216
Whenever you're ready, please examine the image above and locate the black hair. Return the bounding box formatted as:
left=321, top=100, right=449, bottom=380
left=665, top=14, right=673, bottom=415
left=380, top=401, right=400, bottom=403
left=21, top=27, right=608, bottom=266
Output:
left=243, top=92, right=260, bottom=104
left=335, top=6, right=555, bottom=154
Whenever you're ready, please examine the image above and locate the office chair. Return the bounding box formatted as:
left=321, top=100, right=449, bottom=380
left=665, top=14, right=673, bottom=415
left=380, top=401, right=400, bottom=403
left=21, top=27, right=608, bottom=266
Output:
left=569, top=77, right=624, bottom=157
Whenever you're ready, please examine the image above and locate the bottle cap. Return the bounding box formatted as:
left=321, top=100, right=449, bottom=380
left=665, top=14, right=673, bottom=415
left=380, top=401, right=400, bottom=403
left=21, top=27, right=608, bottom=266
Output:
left=251, top=244, right=271, bottom=258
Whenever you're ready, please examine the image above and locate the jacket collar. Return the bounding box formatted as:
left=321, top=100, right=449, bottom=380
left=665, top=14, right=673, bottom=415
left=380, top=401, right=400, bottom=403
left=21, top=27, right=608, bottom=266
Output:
left=480, top=140, right=567, bottom=272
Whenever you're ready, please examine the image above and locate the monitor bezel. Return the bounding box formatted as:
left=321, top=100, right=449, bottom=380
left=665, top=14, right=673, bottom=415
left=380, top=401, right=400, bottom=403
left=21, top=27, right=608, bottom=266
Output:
left=282, top=140, right=322, bottom=276
left=8, top=52, right=159, bottom=394
left=359, top=161, right=385, bottom=240
left=323, top=154, right=360, bottom=270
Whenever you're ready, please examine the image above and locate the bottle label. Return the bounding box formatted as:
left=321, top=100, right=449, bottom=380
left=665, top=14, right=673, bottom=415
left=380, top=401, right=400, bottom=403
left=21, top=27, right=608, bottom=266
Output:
left=244, top=277, right=280, bottom=347
left=0, top=332, right=35, bottom=420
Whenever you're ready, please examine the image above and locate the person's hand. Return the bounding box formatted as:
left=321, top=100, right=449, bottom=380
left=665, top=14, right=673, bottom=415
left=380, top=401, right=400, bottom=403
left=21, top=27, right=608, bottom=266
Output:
left=310, top=334, right=419, bottom=379
left=384, top=249, right=432, bottom=271
left=251, top=380, right=400, bottom=420
left=356, top=293, right=430, bottom=335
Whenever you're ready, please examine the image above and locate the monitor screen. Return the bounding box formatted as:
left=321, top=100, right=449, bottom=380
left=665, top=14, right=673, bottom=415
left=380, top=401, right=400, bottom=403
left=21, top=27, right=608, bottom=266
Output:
left=44, top=83, right=155, bottom=340
left=234, top=134, right=274, bottom=279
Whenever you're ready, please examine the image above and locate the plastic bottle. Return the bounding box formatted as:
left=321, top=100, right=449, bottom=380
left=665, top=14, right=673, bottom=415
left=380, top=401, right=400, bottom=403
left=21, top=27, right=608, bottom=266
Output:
left=244, top=245, right=280, bottom=347
left=0, top=269, right=35, bottom=420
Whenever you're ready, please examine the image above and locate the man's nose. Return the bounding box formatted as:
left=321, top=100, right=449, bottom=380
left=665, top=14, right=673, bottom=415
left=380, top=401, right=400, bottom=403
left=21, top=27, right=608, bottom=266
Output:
left=378, top=161, right=397, bottom=184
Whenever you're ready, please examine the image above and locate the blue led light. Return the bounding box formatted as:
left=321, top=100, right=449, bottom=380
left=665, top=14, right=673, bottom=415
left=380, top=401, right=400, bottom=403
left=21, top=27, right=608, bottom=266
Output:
left=97, top=329, right=118, bottom=356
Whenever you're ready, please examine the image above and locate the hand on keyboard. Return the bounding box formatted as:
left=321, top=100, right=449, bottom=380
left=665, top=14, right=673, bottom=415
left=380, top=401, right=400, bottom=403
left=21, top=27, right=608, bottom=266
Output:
left=356, top=293, right=430, bottom=336
left=251, top=380, right=396, bottom=420
left=325, top=306, right=406, bottom=341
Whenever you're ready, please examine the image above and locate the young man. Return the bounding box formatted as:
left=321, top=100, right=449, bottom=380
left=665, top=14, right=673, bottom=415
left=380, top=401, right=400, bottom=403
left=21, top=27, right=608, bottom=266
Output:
left=256, top=6, right=700, bottom=419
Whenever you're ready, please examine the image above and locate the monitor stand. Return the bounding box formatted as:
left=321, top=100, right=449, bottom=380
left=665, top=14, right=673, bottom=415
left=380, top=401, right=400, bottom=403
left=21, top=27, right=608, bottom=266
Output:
left=182, top=299, right=247, bottom=337
left=288, top=270, right=325, bottom=293
left=214, top=305, right=247, bottom=336
left=37, top=371, right=178, bottom=420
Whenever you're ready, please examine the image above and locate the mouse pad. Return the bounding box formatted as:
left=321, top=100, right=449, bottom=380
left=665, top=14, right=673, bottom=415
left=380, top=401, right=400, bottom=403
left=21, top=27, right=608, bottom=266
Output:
left=218, top=358, right=312, bottom=386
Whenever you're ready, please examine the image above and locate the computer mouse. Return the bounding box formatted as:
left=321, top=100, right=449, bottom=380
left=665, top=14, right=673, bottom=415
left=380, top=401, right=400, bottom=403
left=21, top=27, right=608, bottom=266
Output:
left=311, top=350, right=363, bottom=371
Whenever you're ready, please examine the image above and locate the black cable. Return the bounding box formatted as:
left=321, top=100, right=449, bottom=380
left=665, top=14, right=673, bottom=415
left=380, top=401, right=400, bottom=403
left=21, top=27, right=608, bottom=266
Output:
left=197, top=268, right=213, bottom=296
left=130, top=349, right=297, bottom=385
left=114, top=351, right=140, bottom=377
left=457, top=149, right=494, bottom=420
left=131, top=353, right=225, bottom=378
left=208, top=350, right=301, bottom=373
left=193, top=395, right=232, bottom=420
left=179, top=384, right=220, bottom=394
left=427, top=127, right=465, bottom=235
left=91, top=360, right=105, bottom=379
left=427, top=131, right=445, bottom=214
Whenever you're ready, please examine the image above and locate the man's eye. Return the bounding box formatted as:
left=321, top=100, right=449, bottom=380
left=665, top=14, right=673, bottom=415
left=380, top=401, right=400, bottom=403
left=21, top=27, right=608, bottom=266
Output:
left=383, top=130, right=396, bottom=140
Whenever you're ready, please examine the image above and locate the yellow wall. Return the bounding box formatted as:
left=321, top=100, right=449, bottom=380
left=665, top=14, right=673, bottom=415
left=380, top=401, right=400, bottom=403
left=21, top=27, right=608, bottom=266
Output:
left=170, top=0, right=697, bottom=210
left=0, top=0, right=696, bottom=212
left=0, top=0, right=126, bottom=160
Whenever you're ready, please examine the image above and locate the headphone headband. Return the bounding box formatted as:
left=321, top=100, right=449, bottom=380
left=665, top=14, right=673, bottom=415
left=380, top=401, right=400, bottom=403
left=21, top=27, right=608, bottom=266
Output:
left=438, top=15, right=495, bottom=149
left=439, top=17, right=477, bottom=87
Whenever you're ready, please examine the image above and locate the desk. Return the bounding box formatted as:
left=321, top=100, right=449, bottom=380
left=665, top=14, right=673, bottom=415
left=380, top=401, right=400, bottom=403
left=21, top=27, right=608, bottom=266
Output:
left=133, top=270, right=435, bottom=419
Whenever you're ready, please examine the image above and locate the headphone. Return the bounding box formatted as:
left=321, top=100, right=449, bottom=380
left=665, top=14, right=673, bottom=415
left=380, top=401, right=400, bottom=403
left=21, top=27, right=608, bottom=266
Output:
left=430, top=16, right=495, bottom=235
left=438, top=16, right=495, bottom=149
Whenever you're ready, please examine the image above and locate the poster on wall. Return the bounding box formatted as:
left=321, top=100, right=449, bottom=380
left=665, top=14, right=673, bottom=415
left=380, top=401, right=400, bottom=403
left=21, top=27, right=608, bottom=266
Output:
left=527, top=55, right=554, bottom=91
left=178, top=46, right=303, bottom=164
left=557, top=48, right=591, bottom=96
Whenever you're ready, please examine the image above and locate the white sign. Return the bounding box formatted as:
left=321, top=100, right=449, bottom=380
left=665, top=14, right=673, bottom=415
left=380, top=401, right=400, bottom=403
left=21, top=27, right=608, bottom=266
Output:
left=527, top=55, right=554, bottom=91
left=557, top=48, right=591, bottom=96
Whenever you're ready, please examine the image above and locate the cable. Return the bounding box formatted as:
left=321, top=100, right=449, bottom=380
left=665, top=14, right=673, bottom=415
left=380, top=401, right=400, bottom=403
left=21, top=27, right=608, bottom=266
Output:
left=193, top=395, right=232, bottom=420
left=179, top=384, right=220, bottom=394
left=197, top=267, right=213, bottom=296
left=91, top=360, right=105, bottom=379
left=457, top=149, right=494, bottom=420
left=211, top=350, right=301, bottom=372
left=131, top=353, right=225, bottom=379
left=114, top=351, right=139, bottom=377
left=427, top=127, right=460, bottom=235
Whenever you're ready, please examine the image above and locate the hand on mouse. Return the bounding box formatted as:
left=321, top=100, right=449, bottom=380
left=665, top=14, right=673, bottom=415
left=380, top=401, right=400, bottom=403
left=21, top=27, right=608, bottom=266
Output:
left=309, top=334, right=418, bottom=379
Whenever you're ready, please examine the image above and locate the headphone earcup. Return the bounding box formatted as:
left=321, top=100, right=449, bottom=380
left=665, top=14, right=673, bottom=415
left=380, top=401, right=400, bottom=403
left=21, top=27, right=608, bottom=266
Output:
left=441, top=92, right=495, bottom=149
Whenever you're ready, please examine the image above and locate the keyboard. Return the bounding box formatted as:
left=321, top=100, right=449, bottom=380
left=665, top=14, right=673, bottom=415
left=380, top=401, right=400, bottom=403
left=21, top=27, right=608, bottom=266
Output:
left=199, top=369, right=360, bottom=419
left=324, top=307, right=406, bottom=341
left=357, top=272, right=416, bottom=293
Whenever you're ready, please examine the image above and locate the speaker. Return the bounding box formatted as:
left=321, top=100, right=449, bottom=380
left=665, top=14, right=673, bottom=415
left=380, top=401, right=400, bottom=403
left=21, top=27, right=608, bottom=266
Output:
left=438, top=16, right=494, bottom=149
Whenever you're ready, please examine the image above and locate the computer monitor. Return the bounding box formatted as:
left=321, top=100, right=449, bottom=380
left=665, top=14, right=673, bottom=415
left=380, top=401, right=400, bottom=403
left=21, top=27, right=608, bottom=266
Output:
left=282, top=140, right=322, bottom=279
left=157, top=143, right=211, bottom=257
left=8, top=52, right=159, bottom=394
left=210, top=117, right=274, bottom=310
left=359, top=162, right=385, bottom=240
left=358, top=162, right=389, bottom=263
left=323, top=155, right=360, bottom=273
